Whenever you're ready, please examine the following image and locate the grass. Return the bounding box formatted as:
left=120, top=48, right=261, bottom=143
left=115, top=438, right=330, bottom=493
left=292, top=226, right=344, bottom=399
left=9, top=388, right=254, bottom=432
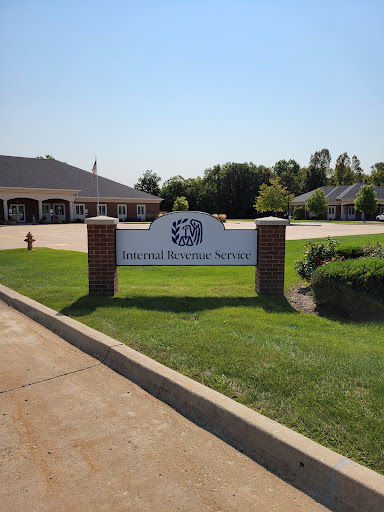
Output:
left=291, top=220, right=379, bottom=224
left=0, top=233, right=383, bottom=475
left=228, top=218, right=381, bottom=223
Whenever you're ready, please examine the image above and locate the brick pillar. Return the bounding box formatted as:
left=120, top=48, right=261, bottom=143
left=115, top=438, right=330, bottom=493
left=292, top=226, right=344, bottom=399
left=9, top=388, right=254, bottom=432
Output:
left=85, top=216, right=119, bottom=296
left=254, top=217, right=289, bottom=294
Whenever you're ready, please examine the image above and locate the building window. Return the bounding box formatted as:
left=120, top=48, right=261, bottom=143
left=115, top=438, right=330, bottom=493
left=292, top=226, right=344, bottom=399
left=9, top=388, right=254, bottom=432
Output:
left=98, top=204, right=107, bottom=216
left=348, top=206, right=355, bottom=215
left=118, top=204, right=127, bottom=219
left=75, top=204, right=85, bottom=217
left=54, top=204, right=65, bottom=216
left=42, top=204, right=50, bottom=215
left=328, top=207, right=335, bottom=215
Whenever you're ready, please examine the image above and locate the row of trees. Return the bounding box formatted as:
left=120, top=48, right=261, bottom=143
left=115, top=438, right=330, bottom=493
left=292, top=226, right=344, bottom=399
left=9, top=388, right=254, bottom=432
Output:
left=134, top=151, right=384, bottom=217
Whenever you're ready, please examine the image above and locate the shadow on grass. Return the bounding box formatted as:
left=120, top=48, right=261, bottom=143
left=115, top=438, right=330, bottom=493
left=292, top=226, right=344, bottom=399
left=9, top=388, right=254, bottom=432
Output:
left=60, top=294, right=299, bottom=317
left=316, top=305, right=384, bottom=324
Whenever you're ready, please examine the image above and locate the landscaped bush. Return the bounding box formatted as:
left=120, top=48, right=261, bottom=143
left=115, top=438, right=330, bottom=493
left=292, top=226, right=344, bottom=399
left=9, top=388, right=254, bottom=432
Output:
left=362, top=242, right=384, bottom=259
left=293, top=207, right=305, bottom=220
left=294, top=238, right=340, bottom=281
left=335, top=245, right=364, bottom=259
left=311, top=258, right=384, bottom=319
left=212, top=213, right=227, bottom=222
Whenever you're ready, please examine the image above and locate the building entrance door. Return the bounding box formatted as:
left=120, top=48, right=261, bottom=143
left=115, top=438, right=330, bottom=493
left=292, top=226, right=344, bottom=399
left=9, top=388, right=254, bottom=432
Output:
left=327, top=206, right=336, bottom=220
left=10, top=204, right=26, bottom=222
left=137, top=205, right=146, bottom=221
left=53, top=203, right=66, bottom=221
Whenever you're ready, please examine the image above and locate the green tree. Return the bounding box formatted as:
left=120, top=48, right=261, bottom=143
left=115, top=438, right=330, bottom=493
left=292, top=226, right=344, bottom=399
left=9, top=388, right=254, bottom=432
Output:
left=36, top=155, right=55, bottom=160
left=202, top=164, right=222, bottom=213
left=184, top=177, right=205, bottom=211
left=219, top=162, right=272, bottom=218
left=134, top=170, right=161, bottom=196
left=273, top=159, right=303, bottom=196
left=160, top=175, right=188, bottom=211
left=351, top=155, right=368, bottom=183
left=173, top=196, right=189, bottom=211
left=254, top=177, right=294, bottom=216
left=202, top=162, right=272, bottom=217
left=304, top=149, right=331, bottom=192
left=305, top=188, right=328, bottom=219
left=326, top=167, right=336, bottom=185
left=354, top=184, right=378, bottom=221
left=369, top=162, right=384, bottom=186
left=334, top=153, right=354, bottom=185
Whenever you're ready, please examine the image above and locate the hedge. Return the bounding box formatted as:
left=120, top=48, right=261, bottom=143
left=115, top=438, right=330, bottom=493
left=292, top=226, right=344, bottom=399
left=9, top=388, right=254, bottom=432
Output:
left=335, top=245, right=364, bottom=259
left=311, top=258, right=384, bottom=319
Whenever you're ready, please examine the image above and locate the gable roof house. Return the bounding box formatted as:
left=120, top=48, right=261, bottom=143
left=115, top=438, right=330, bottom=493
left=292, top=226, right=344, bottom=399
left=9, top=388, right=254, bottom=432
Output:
left=293, top=184, right=384, bottom=220
left=0, top=156, right=162, bottom=223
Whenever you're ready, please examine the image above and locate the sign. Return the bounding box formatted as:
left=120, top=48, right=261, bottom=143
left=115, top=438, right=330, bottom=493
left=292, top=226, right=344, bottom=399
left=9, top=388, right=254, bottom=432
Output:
left=116, top=211, right=257, bottom=266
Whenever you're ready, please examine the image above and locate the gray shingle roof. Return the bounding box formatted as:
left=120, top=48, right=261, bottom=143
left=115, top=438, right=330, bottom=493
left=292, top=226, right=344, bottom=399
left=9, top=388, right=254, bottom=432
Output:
left=294, top=184, right=384, bottom=203
left=0, top=155, right=162, bottom=201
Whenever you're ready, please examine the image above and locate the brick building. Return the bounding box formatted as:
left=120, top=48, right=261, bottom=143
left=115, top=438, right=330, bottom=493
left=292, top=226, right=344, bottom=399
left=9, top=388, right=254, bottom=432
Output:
left=293, top=184, right=384, bottom=220
left=0, top=155, right=162, bottom=223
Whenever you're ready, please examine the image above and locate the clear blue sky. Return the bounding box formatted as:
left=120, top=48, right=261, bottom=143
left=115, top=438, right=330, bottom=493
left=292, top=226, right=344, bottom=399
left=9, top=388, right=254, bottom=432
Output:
left=1, top=0, right=383, bottom=187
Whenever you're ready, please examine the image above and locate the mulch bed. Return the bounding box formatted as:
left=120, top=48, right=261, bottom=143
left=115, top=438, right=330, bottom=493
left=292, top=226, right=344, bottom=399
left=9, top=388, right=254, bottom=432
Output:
left=286, top=285, right=318, bottom=315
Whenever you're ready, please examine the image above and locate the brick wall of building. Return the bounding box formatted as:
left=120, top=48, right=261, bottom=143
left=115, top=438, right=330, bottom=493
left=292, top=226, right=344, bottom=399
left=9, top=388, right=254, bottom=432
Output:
left=81, top=201, right=161, bottom=220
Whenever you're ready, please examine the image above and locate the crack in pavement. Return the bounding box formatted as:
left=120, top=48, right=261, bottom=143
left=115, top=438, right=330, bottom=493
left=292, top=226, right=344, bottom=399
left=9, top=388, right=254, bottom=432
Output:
left=0, top=361, right=104, bottom=395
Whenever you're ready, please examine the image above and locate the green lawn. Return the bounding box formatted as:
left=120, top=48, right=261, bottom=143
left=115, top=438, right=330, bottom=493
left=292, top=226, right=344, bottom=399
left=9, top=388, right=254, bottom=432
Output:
left=228, top=218, right=381, bottom=224
left=0, top=233, right=383, bottom=474
left=290, top=220, right=379, bottom=224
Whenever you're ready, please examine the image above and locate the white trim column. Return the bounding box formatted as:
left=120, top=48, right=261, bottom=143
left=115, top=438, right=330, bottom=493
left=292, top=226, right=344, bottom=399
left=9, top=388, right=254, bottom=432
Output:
left=38, top=201, right=43, bottom=220
left=3, top=200, right=8, bottom=221
left=69, top=201, right=75, bottom=220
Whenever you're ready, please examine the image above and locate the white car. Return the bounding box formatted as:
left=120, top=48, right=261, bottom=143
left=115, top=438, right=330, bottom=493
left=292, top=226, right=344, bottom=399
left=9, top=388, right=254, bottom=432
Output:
left=376, top=213, right=384, bottom=221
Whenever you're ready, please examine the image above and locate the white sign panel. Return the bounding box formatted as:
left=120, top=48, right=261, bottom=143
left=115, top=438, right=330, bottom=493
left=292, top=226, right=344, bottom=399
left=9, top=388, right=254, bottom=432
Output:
left=116, top=212, right=257, bottom=266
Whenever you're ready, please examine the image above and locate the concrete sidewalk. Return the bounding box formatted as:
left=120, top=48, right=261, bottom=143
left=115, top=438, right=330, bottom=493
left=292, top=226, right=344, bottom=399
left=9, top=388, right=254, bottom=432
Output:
left=0, top=300, right=330, bottom=512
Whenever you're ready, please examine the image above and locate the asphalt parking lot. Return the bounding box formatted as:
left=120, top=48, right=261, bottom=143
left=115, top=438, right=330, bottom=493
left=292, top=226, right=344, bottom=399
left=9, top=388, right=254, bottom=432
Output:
left=0, top=221, right=383, bottom=252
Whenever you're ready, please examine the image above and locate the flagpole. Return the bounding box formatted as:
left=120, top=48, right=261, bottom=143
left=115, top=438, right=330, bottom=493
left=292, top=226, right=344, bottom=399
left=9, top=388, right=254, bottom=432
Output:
left=95, top=156, right=100, bottom=216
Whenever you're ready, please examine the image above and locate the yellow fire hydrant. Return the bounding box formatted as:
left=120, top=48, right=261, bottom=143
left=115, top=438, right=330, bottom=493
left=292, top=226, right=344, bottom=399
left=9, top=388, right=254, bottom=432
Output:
left=24, top=232, right=35, bottom=251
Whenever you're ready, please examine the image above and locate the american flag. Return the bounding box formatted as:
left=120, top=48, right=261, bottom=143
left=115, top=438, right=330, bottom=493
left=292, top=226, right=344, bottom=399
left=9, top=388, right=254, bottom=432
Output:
left=92, top=160, right=97, bottom=179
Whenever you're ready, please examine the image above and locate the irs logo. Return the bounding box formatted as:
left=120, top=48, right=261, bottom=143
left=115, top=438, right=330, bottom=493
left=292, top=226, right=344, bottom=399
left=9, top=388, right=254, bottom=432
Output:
left=172, top=218, right=203, bottom=246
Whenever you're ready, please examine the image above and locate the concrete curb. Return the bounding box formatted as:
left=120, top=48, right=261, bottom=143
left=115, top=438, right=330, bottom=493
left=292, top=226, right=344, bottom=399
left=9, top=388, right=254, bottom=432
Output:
left=1, top=284, right=383, bottom=512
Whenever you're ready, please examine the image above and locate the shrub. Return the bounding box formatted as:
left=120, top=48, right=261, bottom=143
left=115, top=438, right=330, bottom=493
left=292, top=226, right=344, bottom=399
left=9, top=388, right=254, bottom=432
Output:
left=293, top=207, right=305, bottom=220
left=362, top=242, right=384, bottom=259
left=335, top=245, right=364, bottom=259
left=212, top=213, right=227, bottom=223
left=311, top=258, right=384, bottom=319
left=294, top=237, right=340, bottom=281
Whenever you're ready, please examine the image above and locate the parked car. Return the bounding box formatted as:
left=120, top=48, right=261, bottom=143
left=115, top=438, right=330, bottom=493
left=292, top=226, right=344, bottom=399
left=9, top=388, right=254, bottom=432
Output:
left=376, top=213, right=384, bottom=221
